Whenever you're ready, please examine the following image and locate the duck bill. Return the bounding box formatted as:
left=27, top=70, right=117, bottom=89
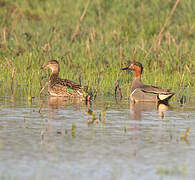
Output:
left=40, top=65, right=48, bottom=70
left=121, top=67, right=129, bottom=70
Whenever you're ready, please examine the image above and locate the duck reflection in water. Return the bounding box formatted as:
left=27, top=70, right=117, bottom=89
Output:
left=47, top=96, right=90, bottom=120
left=130, top=101, right=169, bottom=120
left=48, top=96, right=83, bottom=110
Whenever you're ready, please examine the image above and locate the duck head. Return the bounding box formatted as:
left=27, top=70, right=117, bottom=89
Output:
left=122, top=61, right=143, bottom=78
left=41, top=60, right=60, bottom=74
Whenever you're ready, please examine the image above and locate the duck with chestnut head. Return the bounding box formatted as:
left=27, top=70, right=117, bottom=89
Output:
left=122, top=61, right=174, bottom=103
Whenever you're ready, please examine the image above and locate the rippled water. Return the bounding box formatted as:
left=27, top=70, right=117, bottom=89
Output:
left=0, top=94, right=195, bottom=180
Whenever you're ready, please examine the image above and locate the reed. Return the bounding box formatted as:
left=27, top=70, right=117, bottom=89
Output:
left=0, top=0, right=194, bottom=101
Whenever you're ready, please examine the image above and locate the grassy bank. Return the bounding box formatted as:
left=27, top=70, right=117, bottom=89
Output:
left=0, top=0, right=194, bottom=100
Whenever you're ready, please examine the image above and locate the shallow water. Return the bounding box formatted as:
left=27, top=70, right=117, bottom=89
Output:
left=0, top=94, right=195, bottom=180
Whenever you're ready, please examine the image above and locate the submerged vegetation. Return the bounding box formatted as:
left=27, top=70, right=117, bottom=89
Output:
left=0, top=0, right=194, bottom=99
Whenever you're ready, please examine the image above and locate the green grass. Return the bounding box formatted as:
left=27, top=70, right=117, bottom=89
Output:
left=0, top=0, right=194, bottom=100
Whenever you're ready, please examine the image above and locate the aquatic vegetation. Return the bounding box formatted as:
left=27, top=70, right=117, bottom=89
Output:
left=180, top=128, right=190, bottom=142
left=72, top=123, right=76, bottom=137
left=40, top=130, right=44, bottom=140
left=156, top=165, right=187, bottom=177
left=0, top=0, right=194, bottom=100
left=85, top=105, right=108, bottom=124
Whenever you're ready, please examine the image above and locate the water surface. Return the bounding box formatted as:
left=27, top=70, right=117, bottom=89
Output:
left=0, top=94, right=195, bottom=180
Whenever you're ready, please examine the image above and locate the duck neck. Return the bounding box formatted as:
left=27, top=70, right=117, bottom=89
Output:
left=130, top=75, right=142, bottom=93
left=134, top=70, right=142, bottom=79
left=50, top=72, right=59, bottom=83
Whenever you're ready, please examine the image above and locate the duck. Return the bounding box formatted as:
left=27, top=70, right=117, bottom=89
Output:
left=122, top=61, right=174, bottom=103
left=41, top=60, right=90, bottom=100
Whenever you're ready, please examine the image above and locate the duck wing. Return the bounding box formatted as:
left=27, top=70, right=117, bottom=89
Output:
left=140, top=85, right=174, bottom=101
left=53, top=78, right=82, bottom=91
left=140, top=85, right=173, bottom=95
left=131, top=88, right=158, bottom=102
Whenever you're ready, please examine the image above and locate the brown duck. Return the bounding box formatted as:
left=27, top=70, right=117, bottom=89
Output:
left=41, top=60, right=89, bottom=100
left=122, top=61, right=174, bottom=103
